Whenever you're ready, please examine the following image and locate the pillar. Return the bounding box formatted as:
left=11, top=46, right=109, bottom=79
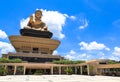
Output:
left=75, top=67, right=77, bottom=74
left=14, top=65, right=17, bottom=75
left=66, top=67, right=68, bottom=75
left=59, top=66, right=61, bottom=75
left=23, top=66, right=26, bottom=75
left=80, top=66, right=83, bottom=75
left=44, top=69, right=46, bottom=74
left=87, top=65, right=90, bottom=75
left=51, top=66, right=53, bottom=74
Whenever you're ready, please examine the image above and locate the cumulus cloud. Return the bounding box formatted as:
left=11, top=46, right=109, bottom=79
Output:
left=78, top=53, right=91, bottom=60
left=65, top=50, right=76, bottom=60
left=0, top=41, right=15, bottom=56
left=69, top=50, right=76, bottom=55
left=65, top=54, right=75, bottom=60
left=79, top=41, right=110, bottom=51
left=0, top=29, right=7, bottom=39
left=112, top=47, right=120, bottom=56
left=20, top=18, right=30, bottom=29
left=109, top=56, right=120, bottom=61
left=52, top=50, right=58, bottom=55
left=65, top=50, right=92, bottom=60
left=20, top=9, right=70, bottom=39
left=41, top=9, right=67, bottom=39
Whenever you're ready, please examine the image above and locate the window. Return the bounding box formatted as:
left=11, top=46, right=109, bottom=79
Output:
left=32, top=48, right=39, bottom=53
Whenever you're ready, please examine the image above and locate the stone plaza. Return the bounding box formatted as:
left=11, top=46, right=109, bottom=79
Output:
left=0, top=75, right=120, bottom=82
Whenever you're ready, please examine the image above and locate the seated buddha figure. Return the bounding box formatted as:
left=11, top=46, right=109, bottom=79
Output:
left=25, top=10, right=48, bottom=31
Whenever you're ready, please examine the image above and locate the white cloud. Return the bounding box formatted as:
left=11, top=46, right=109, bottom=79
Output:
left=20, top=9, right=69, bottom=39
left=78, top=53, right=91, bottom=60
left=79, top=19, right=88, bottom=29
left=79, top=41, right=110, bottom=51
left=109, top=56, right=120, bottom=61
left=52, top=50, right=58, bottom=55
left=64, top=50, right=76, bottom=60
left=0, top=41, right=15, bottom=56
left=69, top=16, right=76, bottom=20
left=112, top=47, right=120, bottom=56
left=0, top=29, right=7, bottom=39
left=69, top=50, right=76, bottom=55
left=65, top=54, right=75, bottom=60
left=20, top=18, right=30, bottom=29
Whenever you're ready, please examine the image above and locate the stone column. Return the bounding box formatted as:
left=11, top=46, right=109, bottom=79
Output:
left=14, top=65, right=17, bottom=75
left=23, top=66, right=26, bottom=75
left=51, top=66, right=53, bottom=75
left=80, top=66, right=83, bottom=75
left=59, top=66, right=61, bottom=75
left=87, top=65, right=90, bottom=75
left=44, top=69, right=46, bottom=74
left=75, top=67, right=77, bottom=74
left=66, top=67, right=68, bottom=75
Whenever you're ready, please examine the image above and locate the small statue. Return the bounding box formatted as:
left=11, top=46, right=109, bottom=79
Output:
left=24, top=10, right=48, bottom=31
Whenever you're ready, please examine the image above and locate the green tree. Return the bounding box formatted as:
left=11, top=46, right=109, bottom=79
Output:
left=108, top=60, right=117, bottom=64
left=0, top=65, right=7, bottom=76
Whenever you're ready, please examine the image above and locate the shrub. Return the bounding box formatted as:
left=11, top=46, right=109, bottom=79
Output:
left=52, top=60, right=85, bottom=64
left=0, top=58, right=22, bottom=63
left=34, top=69, right=43, bottom=75
left=65, top=67, right=73, bottom=75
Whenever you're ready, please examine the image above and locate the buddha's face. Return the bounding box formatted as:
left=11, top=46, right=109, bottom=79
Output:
left=35, top=11, right=42, bottom=19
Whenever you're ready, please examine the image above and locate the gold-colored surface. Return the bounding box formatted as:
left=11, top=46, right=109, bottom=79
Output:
left=26, top=10, right=48, bottom=31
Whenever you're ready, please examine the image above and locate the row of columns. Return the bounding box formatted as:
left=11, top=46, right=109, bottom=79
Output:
left=4, top=65, right=26, bottom=75
left=13, top=65, right=26, bottom=75
left=3, top=65, right=91, bottom=75
left=50, top=65, right=90, bottom=75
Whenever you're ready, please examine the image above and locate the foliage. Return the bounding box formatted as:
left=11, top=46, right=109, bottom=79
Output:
left=16, top=66, right=24, bottom=74
left=0, top=58, right=22, bottom=63
left=89, top=65, right=95, bottom=75
left=0, top=58, right=9, bottom=63
left=52, top=59, right=85, bottom=64
left=108, top=60, right=118, bottom=64
left=0, top=65, right=7, bottom=76
left=34, top=69, right=43, bottom=75
left=64, top=67, right=73, bottom=74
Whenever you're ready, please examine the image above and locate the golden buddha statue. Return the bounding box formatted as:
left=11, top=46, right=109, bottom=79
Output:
left=25, top=10, right=48, bottom=31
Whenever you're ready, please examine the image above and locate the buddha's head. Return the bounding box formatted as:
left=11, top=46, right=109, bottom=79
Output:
left=35, top=10, right=42, bottom=20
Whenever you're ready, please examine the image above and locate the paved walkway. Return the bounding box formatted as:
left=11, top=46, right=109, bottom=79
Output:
left=0, top=75, right=120, bottom=82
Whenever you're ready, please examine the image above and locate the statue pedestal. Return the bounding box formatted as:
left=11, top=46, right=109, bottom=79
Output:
left=20, top=29, right=53, bottom=38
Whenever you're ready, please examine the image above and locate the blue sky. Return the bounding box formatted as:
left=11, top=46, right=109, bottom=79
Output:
left=0, top=0, right=120, bottom=61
